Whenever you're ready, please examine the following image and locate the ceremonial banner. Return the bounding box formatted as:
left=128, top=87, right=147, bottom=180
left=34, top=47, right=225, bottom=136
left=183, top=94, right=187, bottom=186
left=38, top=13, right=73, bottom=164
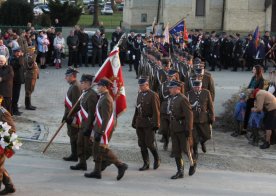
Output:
left=169, top=18, right=189, bottom=42
left=93, top=46, right=127, bottom=117
left=253, top=26, right=260, bottom=48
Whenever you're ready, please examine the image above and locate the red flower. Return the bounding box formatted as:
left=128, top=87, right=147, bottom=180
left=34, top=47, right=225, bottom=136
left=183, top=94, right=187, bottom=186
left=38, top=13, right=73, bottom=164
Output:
left=5, top=149, right=14, bottom=158
left=0, top=147, right=4, bottom=155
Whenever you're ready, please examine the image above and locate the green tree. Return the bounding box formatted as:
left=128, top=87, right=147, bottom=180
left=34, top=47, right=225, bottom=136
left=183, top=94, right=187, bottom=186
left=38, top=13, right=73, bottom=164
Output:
left=0, top=0, right=33, bottom=26
left=48, top=0, right=82, bottom=26
left=92, top=0, right=99, bottom=27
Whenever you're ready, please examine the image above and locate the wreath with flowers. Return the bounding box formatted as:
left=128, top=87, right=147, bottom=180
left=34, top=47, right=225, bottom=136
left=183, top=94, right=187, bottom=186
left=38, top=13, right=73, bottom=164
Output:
left=0, top=122, right=22, bottom=158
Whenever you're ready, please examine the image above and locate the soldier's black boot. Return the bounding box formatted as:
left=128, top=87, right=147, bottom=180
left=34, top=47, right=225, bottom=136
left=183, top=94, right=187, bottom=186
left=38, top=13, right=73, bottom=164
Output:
left=70, top=162, right=87, bottom=171
left=163, top=136, right=169, bottom=151
left=63, top=143, right=78, bottom=162
left=201, top=142, right=207, bottom=153
left=84, top=161, right=102, bottom=179
left=0, top=171, right=16, bottom=195
left=150, top=149, right=160, bottom=170
left=129, top=64, right=132, bottom=72
left=101, top=160, right=111, bottom=171
left=116, top=163, right=128, bottom=181
left=171, top=157, right=184, bottom=179
left=139, top=150, right=150, bottom=171
left=260, top=141, right=270, bottom=149
left=189, top=163, right=197, bottom=176
left=193, top=145, right=198, bottom=161
left=25, top=97, right=36, bottom=110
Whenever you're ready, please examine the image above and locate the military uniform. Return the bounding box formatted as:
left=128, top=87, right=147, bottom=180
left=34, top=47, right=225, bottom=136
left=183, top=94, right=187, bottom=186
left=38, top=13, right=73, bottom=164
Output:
left=232, top=35, right=244, bottom=71
left=24, top=50, right=39, bottom=110
left=132, top=77, right=160, bottom=171
left=0, top=106, right=16, bottom=194
left=70, top=75, right=99, bottom=170
left=63, top=69, right=82, bottom=162
left=168, top=80, right=194, bottom=179
left=85, top=78, right=127, bottom=180
left=186, top=85, right=214, bottom=158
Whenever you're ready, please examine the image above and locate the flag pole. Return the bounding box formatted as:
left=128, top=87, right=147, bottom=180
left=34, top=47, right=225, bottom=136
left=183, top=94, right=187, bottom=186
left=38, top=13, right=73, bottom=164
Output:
left=42, top=92, right=85, bottom=154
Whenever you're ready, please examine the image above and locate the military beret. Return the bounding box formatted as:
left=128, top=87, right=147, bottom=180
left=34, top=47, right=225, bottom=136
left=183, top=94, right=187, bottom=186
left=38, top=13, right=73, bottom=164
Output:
left=147, top=39, right=153, bottom=43
left=65, top=67, right=79, bottom=75
left=136, top=33, right=142, bottom=37
left=138, top=76, right=149, bottom=85
left=211, top=31, right=216, bottom=34
left=98, top=77, right=113, bottom=87
left=80, top=74, right=94, bottom=83
left=162, top=57, right=171, bottom=66
left=12, top=47, right=22, bottom=52
left=160, top=35, right=165, bottom=38
left=167, top=69, right=178, bottom=77
left=167, top=80, right=183, bottom=88
left=236, top=33, right=240, bottom=37
left=192, top=80, right=202, bottom=87
left=194, top=68, right=204, bottom=75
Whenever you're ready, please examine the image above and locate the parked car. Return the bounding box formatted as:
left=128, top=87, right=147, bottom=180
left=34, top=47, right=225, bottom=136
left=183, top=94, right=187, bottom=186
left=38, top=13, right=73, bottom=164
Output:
left=117, top=3, right=124, bottom=11
left=33, top=4, right=50, bottom=16
left=84, top=30, right=96, bottom=58
left=101, top=6, right=113, bottom=15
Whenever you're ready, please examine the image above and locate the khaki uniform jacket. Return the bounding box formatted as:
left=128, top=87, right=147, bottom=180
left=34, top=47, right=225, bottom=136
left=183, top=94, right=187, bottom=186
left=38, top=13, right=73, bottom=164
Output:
left=17, top=36, right=28, bottom=54
left=93, top=91, right=115, bottom=135
left=186, top=89, right=214, bottom=123
left=80, top=88, right=99, bottom=132
left=0, top=106, right=16, bottom=133
left=24, top=54, right=39, bottom=79
left=169, top=93, right=193, bottom=134
left=132, top=90, right=160, bottom=128
left=201, top=74, right=215, bottom=102
left=63, top=80, right=81, bottom=120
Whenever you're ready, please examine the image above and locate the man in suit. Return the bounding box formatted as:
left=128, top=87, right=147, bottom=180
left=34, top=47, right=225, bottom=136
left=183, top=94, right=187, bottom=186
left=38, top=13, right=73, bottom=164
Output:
left=85, top=78, right=128, bottom=180
left=132, top=76, right=161, bottom=171
left=62, top=67, right=82, bottom=162
left=168, top=80, right=195, bottom=179
left=232, top=33, right=244, bottom=71
left=133, top=34, right=144, bottom=78
left=186, top=80, right=214, bottom=160
left=91, top=30, right=103, bottom=67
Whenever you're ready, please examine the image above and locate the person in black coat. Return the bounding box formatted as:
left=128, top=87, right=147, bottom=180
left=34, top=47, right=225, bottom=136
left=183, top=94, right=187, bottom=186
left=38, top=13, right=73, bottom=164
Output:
left=0, top=55, right=14, bottom=114
left=102, top=34, right=109, bottom=62
left=244, top=34, right=257, bottom=71
left=232, top=33, right=244, bottom=71
left=10, top=47, right=25, bottom=116
left=78, top=28, right=89, bottom=67
left=91, top=30, right=103, bottom=67
left=133, top=34, right=144, bottom=78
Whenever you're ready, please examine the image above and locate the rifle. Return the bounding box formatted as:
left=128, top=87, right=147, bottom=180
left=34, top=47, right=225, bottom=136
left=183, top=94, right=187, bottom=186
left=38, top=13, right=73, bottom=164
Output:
left=42, top=92, right=84, bottom=154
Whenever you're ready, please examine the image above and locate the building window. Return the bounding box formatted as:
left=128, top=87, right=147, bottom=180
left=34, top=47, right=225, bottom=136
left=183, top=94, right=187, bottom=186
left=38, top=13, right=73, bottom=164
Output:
left=141, top=13, right=147, bottom=22
left=196, top=0, right=205, bottom=16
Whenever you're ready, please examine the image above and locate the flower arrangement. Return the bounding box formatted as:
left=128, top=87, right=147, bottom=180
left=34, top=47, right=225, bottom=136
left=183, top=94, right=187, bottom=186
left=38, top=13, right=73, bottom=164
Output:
left=0, top=121, right=22, bottom=158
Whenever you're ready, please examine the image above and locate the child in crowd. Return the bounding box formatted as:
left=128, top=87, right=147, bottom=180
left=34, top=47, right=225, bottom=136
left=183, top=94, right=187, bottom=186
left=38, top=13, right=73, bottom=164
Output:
left=231, top=93, right=247, bottom=137
left=248, top=100, right=264, bottom=146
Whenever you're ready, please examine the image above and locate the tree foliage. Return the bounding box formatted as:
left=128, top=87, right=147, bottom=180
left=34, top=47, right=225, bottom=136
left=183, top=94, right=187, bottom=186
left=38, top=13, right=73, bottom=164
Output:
left=0, top=0, right=33, bottom=26
left=48, top=0, right=82, bottom=26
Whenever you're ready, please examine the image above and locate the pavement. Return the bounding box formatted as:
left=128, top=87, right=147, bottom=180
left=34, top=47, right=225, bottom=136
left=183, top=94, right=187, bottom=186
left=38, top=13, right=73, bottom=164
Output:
left=5, top=64, right=276, bottom=195
left=6, top=149, right=276, bottom=196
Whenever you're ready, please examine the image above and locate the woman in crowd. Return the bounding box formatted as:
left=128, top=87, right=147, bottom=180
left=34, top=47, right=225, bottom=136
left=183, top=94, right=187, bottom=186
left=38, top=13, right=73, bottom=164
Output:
left=244, top=65, right=264, bottom=131
left=37, top=30, right=49, bottom=69
left=53, top=32, right=65, bottom=69
left=251, top=88, right=276, bottom=149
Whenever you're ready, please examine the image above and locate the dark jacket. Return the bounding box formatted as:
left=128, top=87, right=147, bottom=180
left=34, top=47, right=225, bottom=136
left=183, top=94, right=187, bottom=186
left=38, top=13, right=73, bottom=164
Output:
left=92, top=34, right=103, bottom=49
left=248, top=76, right=264, bottom=89
left=9, top=56, right=25, bottom=84
left=67, top=35, right=79, bottom=51
left=0, top=65, right=14, bottom=97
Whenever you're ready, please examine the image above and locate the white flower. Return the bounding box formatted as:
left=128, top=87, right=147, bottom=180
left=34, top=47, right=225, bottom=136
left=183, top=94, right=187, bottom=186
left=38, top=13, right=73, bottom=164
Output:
left=10, top=133, right=18, bottom=142
left=12, top=140, right=22, bottom=150
left=0, top=138, right=8, bottom=149
left=2, top=122, right=11, bottom=132
left=0, top=130, right=10, bottom=138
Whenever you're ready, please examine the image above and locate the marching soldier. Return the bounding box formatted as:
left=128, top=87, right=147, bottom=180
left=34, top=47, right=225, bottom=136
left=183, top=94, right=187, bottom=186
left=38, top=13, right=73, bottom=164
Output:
left=152, top=58, right=171, bottom=92
left=186, top=80, right=215, bottom=160
left=159, top=70, right=178, bottom=150
left=24, top=46, right=39, bottom=110
left=62, top=67, right=82, bottom=162
left=70, top=74, right=98, bottom=171
left=132, top=76, right=161, bottom=171
left=0, top=95, right=16, bottom=194
left=85, top=78, right=128, bottom=180
left=168, top=80, right=196, bottom=179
